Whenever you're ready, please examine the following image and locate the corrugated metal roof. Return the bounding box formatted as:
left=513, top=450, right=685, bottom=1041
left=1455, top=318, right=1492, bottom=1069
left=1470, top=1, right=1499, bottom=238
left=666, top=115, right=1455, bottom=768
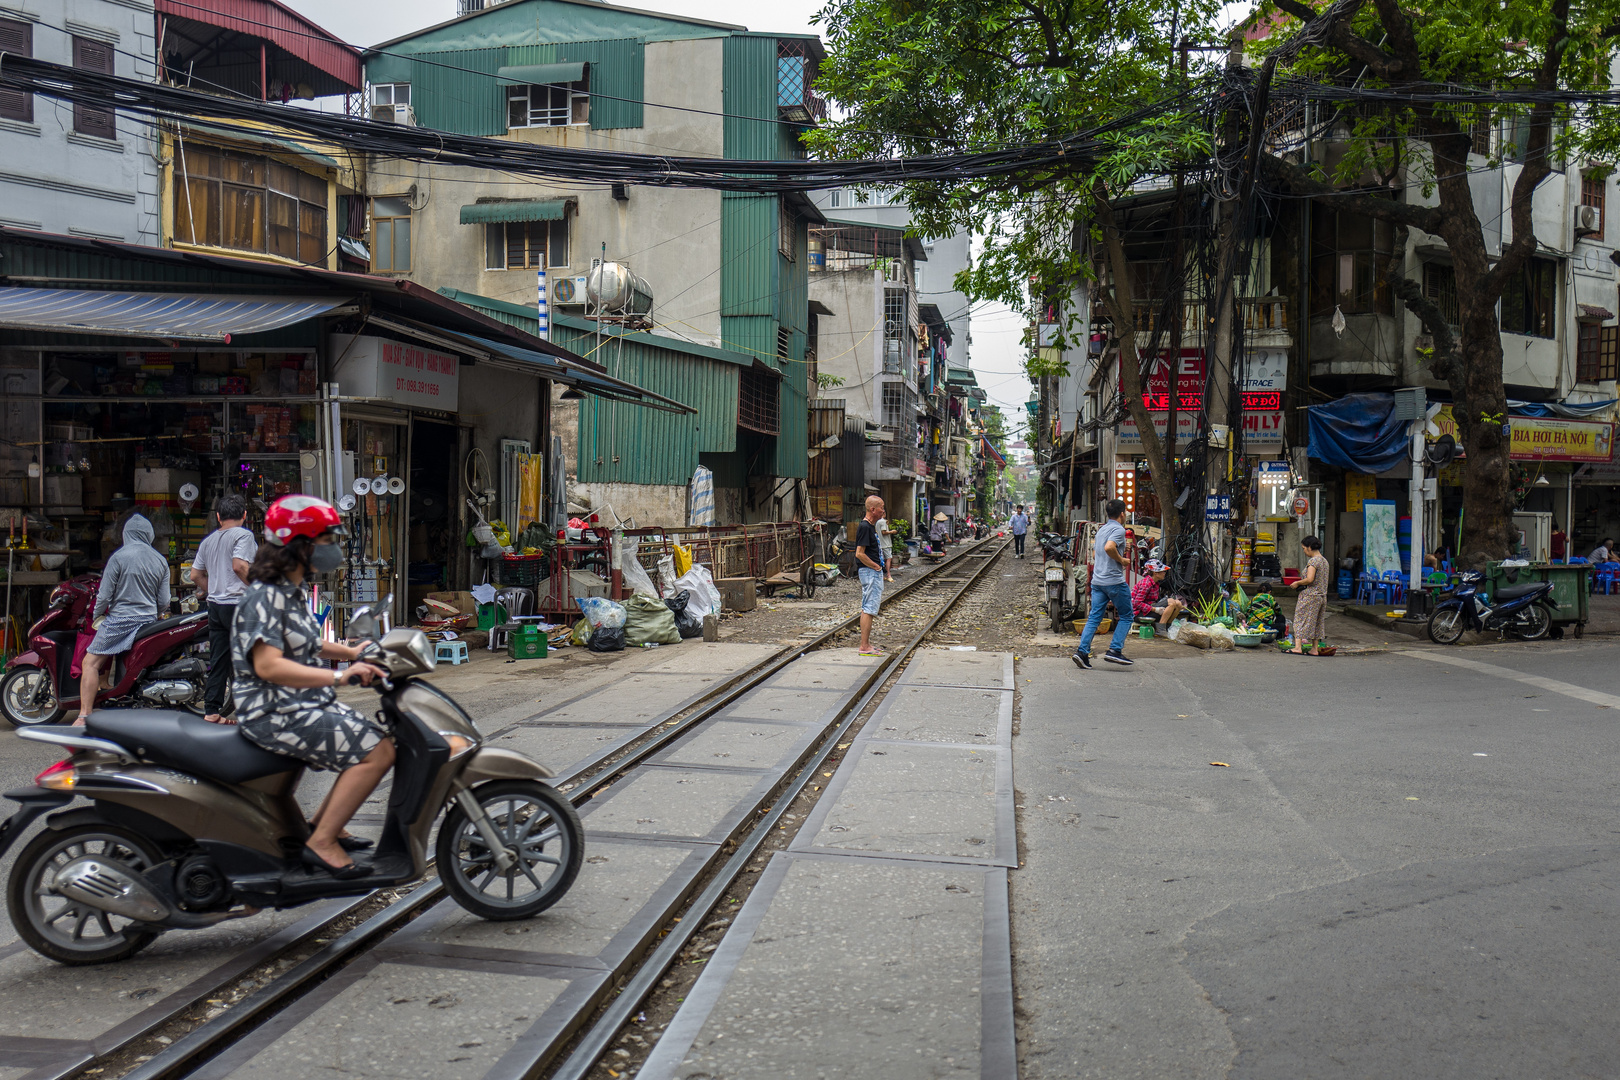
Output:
left=459, top=198, right=571, bottom=224
left=0, top=286, right=344, bottom=342
left=497, top=62, right=586, bottom=84
left=156, top=0, right=362, bottom=91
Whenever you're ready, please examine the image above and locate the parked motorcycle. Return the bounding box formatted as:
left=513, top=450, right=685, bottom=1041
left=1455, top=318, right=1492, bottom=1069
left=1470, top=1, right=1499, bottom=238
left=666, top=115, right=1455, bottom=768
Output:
left=0, top=602, right=583, bottom=965
left=1426, top=568, right=1557, bottom=645
left=1038, top=531, right=1076, bottom=633
left=0, top=574, right=225, bottom=728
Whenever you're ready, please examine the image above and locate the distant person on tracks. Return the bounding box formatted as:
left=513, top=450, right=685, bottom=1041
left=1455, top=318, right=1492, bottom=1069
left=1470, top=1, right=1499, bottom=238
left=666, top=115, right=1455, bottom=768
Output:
left=1073, top=499, right=1134, bottom=669
left=875, top=510, right=895, bottom=583
left=856, top=496, right=887, bottom=656
left=1010, top=505, right=1029, bottom=558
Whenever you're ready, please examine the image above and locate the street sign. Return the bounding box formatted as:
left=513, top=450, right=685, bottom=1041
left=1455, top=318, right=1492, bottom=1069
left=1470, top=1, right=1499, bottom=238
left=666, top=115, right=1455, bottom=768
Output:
left=1205, top=495, right=1232, bottom=521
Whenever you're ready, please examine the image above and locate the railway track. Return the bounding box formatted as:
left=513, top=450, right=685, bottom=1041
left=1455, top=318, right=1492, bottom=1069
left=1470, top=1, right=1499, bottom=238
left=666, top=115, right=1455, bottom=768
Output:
left=40, top=536, right=1008, bottom=1080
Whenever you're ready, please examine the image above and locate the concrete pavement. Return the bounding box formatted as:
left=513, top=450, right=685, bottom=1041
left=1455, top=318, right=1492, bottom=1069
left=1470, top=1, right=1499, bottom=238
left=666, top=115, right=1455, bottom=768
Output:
left=1013, top=641, right=1620, bottom=1078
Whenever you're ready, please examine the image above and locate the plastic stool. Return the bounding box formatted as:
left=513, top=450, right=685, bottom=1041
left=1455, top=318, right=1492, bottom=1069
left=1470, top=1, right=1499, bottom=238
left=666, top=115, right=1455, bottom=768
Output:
left=434, top=639, right=470, bottom=665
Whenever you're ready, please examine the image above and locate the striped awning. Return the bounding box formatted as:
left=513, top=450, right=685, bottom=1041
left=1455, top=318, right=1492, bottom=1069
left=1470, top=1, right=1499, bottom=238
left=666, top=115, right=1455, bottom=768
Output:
left=0, top=286, right=344, bottom=342
left=459, top=199, right=572, bottom=225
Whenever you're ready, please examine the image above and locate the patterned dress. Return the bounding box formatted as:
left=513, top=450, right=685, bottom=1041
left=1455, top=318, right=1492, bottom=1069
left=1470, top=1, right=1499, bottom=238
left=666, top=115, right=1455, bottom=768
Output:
left=231, top=581, right=384, bottom=771
left=1293, top=553, right=1331, bottom=646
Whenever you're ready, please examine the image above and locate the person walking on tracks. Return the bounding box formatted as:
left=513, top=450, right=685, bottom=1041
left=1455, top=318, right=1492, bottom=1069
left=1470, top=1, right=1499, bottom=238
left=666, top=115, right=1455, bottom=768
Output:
left=855, top=495, right=887, bottom=656
left=1073, top=499, right=1134, bottom=668
left=189, top=494, right=256, bottom=724
left=1010, top=505, right=1029, bottom=558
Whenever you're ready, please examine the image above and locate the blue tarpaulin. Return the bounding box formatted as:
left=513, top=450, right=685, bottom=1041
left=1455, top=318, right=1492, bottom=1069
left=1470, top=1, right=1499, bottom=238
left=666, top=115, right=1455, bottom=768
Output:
left=1305, top=393, right=1410, bottom=473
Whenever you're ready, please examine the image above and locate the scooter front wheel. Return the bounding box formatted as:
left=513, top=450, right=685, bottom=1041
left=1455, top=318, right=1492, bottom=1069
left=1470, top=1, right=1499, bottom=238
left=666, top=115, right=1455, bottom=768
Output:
left=0, top=666, right=66, bottom=728
left=1428, top=607, right=1468, bottom=645
left=436, top=780, right=583, bottom=921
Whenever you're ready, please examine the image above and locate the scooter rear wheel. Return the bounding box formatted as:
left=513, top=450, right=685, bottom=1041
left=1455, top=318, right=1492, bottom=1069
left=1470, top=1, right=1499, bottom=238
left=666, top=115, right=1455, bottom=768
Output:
left=0, top=666, right=66, bottom=728
left=1511, top=603, right=1551, bottom=641
left=7, top=825, right=161, bottom=965
left=436, top=780, right=583, bottom=921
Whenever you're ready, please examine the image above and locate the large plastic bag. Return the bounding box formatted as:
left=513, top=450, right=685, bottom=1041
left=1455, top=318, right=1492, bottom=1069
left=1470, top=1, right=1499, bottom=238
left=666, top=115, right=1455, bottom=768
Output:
left=673, top=543, right=694, bottom=577
left=665, top=591, right=703, bottom=638
left=1206, top=623, right=1236, bottom=650
left=588, top=625, right=625, bottom=652
left=619, top=535, right=660, bottom=598
left=576, top=596, right=627, bottom=630
left=1173, top=622, right=1213, bottom=649
left=657, top=554, right=679, bottom=596
left=674, top=565, right=723, bottom=617
left=624, top=593, right=682, bottom=646
left=570, top=618, right=592, bottom=647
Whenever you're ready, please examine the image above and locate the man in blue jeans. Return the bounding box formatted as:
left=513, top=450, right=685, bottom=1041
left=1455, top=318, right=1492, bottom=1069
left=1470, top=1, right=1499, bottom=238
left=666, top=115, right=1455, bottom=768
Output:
left=1009, top=505, right=1029, bottom=558
left=1073, top=499, right=1134, bottom=668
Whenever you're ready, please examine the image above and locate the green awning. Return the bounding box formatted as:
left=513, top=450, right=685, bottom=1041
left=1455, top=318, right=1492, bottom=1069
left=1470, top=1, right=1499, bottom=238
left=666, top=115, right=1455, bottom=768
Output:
left=459, top=199, right=571, bottom=225
left=946, top=366, right=977, bottom=386
left=496, top=62, right=586, bottom=86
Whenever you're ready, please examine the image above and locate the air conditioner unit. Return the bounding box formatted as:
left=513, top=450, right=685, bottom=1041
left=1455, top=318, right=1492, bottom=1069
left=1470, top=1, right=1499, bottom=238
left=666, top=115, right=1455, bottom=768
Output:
left=1576, top=203, right=1602, bottom=235
left=370, top=103, right=416, bottom=126
left=553, top=275, right=589, bottom=306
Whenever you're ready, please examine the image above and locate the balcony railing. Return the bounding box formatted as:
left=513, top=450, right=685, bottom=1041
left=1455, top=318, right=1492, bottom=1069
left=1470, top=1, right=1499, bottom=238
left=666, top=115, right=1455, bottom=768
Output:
left=1130, top=297, right=1290, bottom=336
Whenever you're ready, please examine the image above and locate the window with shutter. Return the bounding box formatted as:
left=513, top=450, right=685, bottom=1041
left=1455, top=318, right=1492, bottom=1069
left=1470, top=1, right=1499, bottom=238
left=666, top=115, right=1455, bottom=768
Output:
left=0, top=20, right=33, bottom=123
left=72, top=37, right=115, bottom=139
left=1600, top=325, right=1619, bottom=383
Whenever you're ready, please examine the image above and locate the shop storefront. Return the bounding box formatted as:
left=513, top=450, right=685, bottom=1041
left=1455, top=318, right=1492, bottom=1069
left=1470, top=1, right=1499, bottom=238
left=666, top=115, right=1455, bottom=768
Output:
left=0, top=229, right=684, bottom=639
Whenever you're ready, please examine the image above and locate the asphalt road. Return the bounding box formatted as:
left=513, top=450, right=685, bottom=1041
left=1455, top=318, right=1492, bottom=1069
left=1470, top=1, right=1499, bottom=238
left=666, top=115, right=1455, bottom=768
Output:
left=1013, top=639, right=1620, bottom=1079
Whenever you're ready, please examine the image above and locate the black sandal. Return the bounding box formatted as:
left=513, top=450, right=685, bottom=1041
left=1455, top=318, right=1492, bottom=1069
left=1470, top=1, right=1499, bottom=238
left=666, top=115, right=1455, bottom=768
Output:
left=300, top=845, right=369, bottom=880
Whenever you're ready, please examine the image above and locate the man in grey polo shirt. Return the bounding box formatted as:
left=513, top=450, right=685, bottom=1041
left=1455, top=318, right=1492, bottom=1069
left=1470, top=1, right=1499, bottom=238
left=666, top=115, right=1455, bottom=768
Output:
left=189, top=494, right=257, bottom=724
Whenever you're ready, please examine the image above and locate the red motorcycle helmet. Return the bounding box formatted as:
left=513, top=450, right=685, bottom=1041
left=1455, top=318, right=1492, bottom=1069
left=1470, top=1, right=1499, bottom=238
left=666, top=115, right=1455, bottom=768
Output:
left=263, top=494, right=345, bottom=546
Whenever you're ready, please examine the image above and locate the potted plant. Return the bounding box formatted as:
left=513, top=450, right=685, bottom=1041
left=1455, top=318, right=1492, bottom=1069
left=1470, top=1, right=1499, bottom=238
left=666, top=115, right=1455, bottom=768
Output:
left=890, top=518, right=912, bottom=564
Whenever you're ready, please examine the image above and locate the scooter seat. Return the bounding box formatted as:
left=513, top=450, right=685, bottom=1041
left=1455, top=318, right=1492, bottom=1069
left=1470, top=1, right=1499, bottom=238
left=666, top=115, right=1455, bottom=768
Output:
left=86, top=709, right=298, bottom=783
left=1493, top=582, right=1544, bottom=600
left=133, top=613, right=202, bottom=642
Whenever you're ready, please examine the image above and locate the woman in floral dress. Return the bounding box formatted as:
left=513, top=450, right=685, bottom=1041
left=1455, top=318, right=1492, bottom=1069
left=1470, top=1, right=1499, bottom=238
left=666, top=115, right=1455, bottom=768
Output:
left=1289, top=536, right=1331, bottom=655
left=233, top=496, right=390, bottom=878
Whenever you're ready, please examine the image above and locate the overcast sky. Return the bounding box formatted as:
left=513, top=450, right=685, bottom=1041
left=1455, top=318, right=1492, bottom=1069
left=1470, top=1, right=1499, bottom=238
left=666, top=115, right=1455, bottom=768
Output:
left=280, top=0, right=1034, bottom=427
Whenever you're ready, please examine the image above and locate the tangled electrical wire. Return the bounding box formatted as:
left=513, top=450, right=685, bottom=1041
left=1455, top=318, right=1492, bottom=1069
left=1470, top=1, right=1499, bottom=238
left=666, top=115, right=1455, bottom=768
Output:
left=0, top=54, right=1184, bottom=193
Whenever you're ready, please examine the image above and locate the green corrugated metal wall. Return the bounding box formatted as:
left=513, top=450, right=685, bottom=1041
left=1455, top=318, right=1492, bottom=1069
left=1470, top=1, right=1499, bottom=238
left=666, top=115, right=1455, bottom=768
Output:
left=365, top=38, right=644, bottom=134
left=551, top=324, right=740, bottom=486
left=719, top=194, right=778, bottom=321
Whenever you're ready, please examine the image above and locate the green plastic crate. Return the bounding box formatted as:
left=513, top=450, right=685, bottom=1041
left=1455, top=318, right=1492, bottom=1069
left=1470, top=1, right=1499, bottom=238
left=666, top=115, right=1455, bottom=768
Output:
left=477, top=603, right=508, bottom=632
left=507, top=624, right=547, bottom=660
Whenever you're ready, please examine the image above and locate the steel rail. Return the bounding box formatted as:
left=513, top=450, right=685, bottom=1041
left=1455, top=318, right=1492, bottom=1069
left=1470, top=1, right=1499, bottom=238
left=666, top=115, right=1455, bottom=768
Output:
left=104, top=537, right=1000, bottom=1080
left=544, top=539, right=1013, bottom=1080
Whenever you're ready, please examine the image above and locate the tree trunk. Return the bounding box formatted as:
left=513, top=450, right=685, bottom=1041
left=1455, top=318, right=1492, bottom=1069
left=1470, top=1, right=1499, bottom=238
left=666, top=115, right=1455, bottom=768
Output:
left=1449, top=305, right=1514, bottom=565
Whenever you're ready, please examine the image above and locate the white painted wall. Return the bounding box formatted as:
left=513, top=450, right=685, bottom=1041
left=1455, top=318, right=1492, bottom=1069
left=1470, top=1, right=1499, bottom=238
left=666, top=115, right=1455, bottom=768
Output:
left=0, top=0, right=160, bottom=243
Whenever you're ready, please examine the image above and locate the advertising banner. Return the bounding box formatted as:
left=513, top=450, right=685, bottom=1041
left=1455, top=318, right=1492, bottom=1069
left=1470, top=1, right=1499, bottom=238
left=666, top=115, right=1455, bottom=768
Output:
left=331, top=334, right=460, bottom=411
left=1431, top=406, right=1613, bottom=462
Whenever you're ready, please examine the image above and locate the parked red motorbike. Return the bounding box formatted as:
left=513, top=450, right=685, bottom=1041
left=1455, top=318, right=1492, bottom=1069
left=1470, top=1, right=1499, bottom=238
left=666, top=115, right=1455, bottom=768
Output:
left=0, top=574, right=225, bottom=727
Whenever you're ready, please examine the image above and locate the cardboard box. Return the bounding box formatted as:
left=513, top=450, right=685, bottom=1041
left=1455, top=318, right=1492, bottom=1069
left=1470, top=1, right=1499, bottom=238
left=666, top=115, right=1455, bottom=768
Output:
left=714, top=576, right=757, bottom=612
left=134, top=468, right=200, bottom=496
left=424, top=591, right=478, bottom=616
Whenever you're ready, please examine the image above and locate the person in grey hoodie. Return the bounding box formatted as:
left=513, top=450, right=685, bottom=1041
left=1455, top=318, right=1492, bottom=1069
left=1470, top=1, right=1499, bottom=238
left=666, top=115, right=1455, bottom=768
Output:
left=77, top=513, right=170, bottom=723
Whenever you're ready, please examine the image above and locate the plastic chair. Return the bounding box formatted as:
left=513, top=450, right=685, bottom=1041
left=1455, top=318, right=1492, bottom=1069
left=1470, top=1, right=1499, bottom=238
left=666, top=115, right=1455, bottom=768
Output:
left=1385, top=570, right=1407, bottom=605
left=1598, top=567, right=1619, bottom=596
left=487, top=587, right=536, bottom=651
left=1365, top=572, right=1396, bottom=606
left=1355, top=571, right=1377, bottom=605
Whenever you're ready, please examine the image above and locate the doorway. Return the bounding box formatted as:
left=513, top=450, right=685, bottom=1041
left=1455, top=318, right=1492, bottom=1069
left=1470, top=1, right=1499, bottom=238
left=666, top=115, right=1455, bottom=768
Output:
left=408, top=418, right=458, bottom=612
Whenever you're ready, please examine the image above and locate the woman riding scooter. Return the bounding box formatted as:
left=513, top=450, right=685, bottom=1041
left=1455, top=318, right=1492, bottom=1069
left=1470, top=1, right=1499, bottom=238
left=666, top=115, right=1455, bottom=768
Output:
left=232, top=495, right=392, bottom=879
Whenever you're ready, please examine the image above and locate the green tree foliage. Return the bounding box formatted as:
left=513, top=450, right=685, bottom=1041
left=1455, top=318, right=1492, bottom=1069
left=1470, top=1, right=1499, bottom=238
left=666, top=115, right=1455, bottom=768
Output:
left=810, top=0, right=1221, bottom=539
left=1255, top=0, right=1620, bottom=561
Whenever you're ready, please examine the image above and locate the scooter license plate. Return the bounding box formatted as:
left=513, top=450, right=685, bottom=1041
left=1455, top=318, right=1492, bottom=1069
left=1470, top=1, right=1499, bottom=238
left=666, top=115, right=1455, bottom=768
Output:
left=1045, top=567, right=1065, bottom=582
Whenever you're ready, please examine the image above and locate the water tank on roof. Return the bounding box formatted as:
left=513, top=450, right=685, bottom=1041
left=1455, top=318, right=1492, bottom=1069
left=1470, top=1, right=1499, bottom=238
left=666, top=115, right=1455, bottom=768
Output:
left=586, top=262, right=653, bottom=315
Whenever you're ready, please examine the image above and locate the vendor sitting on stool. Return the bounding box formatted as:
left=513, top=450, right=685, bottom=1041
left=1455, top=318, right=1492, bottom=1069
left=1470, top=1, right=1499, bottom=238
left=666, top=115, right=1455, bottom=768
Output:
left=1131, top=559, right=1184, bottom=628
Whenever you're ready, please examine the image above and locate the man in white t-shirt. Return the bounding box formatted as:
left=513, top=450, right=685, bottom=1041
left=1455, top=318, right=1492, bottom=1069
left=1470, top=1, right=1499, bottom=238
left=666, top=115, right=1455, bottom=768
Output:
left=189, top=494, right=258, bottom=724
left=875, top=515, right=895, bottom=582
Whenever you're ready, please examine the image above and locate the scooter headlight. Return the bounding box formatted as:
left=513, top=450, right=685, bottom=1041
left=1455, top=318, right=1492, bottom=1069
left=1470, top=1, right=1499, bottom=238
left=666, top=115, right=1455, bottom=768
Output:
left=34, top=760, right=76, bottom=792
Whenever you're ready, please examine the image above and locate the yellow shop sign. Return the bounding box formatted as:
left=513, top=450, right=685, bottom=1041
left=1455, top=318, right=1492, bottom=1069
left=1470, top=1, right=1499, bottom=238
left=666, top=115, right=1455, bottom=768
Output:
left=1429, top=406, right=1615, bottom=462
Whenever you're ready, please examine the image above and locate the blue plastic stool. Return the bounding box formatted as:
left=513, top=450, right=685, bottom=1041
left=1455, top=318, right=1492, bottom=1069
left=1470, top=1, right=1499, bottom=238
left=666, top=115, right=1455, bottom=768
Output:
left=434, top=639, right=470, bottom=665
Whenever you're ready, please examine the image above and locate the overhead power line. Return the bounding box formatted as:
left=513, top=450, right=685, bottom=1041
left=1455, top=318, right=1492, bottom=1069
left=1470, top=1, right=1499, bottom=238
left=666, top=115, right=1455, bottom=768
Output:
left=0, top=54, right=1183, bottom=193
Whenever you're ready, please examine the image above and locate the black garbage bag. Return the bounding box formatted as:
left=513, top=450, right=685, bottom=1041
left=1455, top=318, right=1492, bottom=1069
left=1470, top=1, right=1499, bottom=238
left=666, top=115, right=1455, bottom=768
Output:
left=588, top=625, right=625, bottom=652
left=666, top=590, right=704, bottom=638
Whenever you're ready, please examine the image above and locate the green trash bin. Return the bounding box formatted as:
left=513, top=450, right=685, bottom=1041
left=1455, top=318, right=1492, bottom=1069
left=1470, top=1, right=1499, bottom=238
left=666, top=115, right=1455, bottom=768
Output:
left=1482, top=561, right=1588, bottom=633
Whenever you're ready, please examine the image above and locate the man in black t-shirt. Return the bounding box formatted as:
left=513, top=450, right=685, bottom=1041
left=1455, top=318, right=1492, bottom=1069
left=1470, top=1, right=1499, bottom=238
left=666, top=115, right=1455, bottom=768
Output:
left=855, top=495, right=885, bottom=655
